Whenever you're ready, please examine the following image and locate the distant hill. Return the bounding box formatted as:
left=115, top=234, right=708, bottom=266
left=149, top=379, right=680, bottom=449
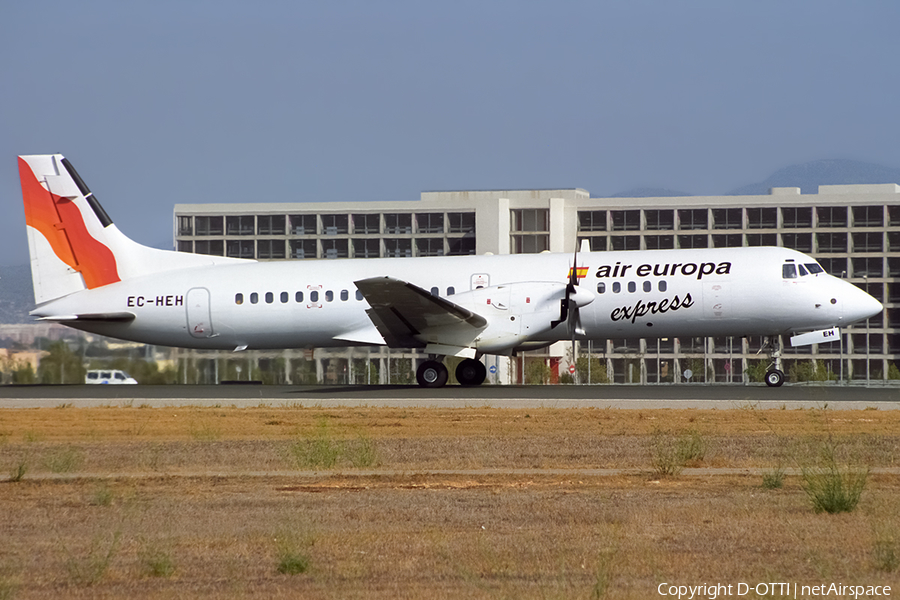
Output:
left=729, top=159, right=900, bottom=196
left=0, top=265, right=34, bottom=324
left=608, top=187, right=692, bottom=198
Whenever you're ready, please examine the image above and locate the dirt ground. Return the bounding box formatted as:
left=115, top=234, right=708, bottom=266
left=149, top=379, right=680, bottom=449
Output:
left=1, top=405, right=898, bottom=598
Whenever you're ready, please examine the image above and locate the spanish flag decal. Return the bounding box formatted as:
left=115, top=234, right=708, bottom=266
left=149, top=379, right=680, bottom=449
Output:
left=568, top=267, right=589, bottom=280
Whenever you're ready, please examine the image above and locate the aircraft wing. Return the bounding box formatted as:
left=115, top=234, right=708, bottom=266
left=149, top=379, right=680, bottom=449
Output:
left=354, top=276, right=487, bottom=348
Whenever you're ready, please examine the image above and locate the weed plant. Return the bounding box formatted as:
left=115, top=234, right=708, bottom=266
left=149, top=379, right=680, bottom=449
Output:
left=800, top=441, right=868, bottom=513
left=8, top=460, right=26, bottom=483
left=43, top=446, right=83, bottom=473
left=648, top=428, right=707, bottom=477
left=274, top=532, right=312, bottom=575
left=761, top=466, right=785, bottom=490
left=139, top=544, right=176, bottom=578
left=64, top=529, right=122, bottom=586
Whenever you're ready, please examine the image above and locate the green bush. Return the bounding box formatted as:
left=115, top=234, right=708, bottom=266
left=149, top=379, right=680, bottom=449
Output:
left=800, top=442, right=868, bottom=513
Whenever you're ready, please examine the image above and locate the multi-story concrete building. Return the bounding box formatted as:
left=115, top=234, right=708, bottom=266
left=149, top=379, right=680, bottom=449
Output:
left=174, top=184, right=900, bottom=385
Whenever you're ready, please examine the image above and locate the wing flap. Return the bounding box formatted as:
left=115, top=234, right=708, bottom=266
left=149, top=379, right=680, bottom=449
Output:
left=354, top=277, right=486, bottom=348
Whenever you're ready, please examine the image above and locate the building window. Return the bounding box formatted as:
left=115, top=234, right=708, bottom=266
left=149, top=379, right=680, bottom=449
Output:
left=177, top=240, right=193, bottom=252
left=257, top=239, right=286, bottom=259
left=416, top=213, right=444, bottom=234
left=818, top=257, right=847, bottom=277
left=384, top=214, right=412, bottom=234
left=195, top=216, right=224, bottom=236
left=610, top=210, right=640, bottom=231
left=853, top=205, right=883, bottom=227
left=353, top=214, right=379, bottom=234
left=853, top=257, right=882, bottom=278
left=853, top=232, right=883, bottom=253
left=888, top=232, right=900, bottom=253
left=511, top=234, right=549, bottom=254
left=712, top=234, right=743, bottom=248
left=290, top=214, right=316, bottom=235
left=353, top=238, right=380, bottom=258
left=447, top=237, right=476, bottom=255
left=678, top=235, right=708, bottom=249
left=448, top=212, right=475, bottom=233
left=817, top=206, right=847, bottom=228
left=610, top=236, right=640, bottom=251
left=195, top=240, right=224, bottom=256
left=416, top=238, right=444, bottom=257
left=781, top=207, right=812, bottom=228
left=645, top=235, right=674, bottom=250
left=746, top=208, right=777, bottom=229
left=290, top=239, right=316, bottom=259
left=678, top=209, right=708, bottom=230
left=226, top=216, right=255, bottom=236
left=781, top=233, right=813, bottom=253
left=746, top=233, right=776, bottom=247
left=511, top=209, right=549, bottom=232
left=644, top=210, right=674, bottom=231
left=578, top=210, right=607, bottom=232
left=257, top=215, right=285, bottom=235
left=321, top=214, right=348, bottom=235
left=586, top=237, right=607, bottom=251
left=816, top=232, right=848, bottom=253
left=178, top=216, right=193, bottom=236
left=712, top=208, right=742, bottom=229
left=322, top=239, right=349, bottom=259
left=226, top=240, right=254, bottom=258
left=384, top=238, right=412, bottom=257
left=889, top=206, right=900, bottom=227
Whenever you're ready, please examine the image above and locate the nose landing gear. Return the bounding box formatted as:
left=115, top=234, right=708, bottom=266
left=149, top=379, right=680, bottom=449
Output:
left=758, top=336, right=786, bottom=387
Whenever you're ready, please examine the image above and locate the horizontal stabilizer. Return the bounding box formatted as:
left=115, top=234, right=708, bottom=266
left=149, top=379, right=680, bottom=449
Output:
left=790, top=327, right=840, bottom=347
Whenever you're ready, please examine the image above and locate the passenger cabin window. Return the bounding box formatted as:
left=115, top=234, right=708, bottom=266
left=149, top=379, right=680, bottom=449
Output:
left=310, top=291, right=319, bottom=302
left=643, top=281, right=652, bottom=292
left=447, top=287, right=455, bottom=296
left=281, top=292, right=289, bottom=303
left=265, top=292, right=274, bottom=304
left=612, top=282, right=621, bottom=293
left=659, top=281, right=667, bottom=292
left=250, top=292, right=259, bottom=304
left=325, top=291, right=334, bottom=302
left=295, top=291, right=304, bottom=302
left=597, top=282, right=606, bottom=294
left=340, top=290, right=349, bottom=301
left=235, top=293, right=243, bottom=305
left=783, top=264, right=797, bottom=279
left=628, top=282, right=636, bottom=293
left=431, top=287, right=439, bottom=296
left=356, top=290, right=364, bottom=301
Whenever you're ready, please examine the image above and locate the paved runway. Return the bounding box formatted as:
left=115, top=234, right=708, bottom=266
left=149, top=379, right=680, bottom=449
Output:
left=0, top=383, right=897, bottom=409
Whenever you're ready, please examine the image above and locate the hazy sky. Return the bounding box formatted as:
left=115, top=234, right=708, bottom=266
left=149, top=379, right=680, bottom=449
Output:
left=2, top=1, right=899, bottom=265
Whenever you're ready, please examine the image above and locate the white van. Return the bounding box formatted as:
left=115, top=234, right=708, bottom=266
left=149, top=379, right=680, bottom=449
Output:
left=85, top=369, right=138, bottom=385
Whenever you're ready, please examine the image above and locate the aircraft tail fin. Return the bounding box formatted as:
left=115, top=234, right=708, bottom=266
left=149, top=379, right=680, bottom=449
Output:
left=18, top=154, right=248, bottom=306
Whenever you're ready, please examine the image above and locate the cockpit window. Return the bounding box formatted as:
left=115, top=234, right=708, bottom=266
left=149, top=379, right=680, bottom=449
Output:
left=798, top=264, right=809, bottom=276
left=805, top=263, right=824, bottom=275
left=783, top=264, right=797, bottom=279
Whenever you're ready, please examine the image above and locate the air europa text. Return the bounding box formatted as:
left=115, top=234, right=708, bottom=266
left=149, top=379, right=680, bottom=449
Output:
left=596, top=261, right=732, bottom=280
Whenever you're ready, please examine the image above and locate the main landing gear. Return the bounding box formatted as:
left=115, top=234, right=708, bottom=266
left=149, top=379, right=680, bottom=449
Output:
left=758, top=336, right=786, bottom=387
left=415, top=357, right=486, bottom=388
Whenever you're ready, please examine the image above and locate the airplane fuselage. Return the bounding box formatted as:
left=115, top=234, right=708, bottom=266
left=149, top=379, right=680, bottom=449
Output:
left=32, top=246, right=878, bottom=352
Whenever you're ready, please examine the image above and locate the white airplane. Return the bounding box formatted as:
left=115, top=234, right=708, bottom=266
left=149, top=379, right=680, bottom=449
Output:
left=18, top=154, right=883, bottom=388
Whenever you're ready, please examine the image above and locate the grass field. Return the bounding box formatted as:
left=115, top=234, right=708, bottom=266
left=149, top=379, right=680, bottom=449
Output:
left=1, top=405, right=898, bottom=598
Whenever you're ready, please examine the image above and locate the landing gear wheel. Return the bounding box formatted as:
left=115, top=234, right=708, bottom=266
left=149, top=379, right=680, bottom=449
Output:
left=765, top=369, right=785, bottom=387
left=417, top=360, right=449, bottom=388
left=456, top=358, right=487, bottom=386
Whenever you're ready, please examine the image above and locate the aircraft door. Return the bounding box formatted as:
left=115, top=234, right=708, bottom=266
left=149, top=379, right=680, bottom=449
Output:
left=186, top=287, right=215, bottom=338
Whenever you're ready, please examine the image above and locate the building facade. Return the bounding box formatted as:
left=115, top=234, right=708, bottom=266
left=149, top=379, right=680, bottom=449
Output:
left=174, top=184, right=900, bottom=385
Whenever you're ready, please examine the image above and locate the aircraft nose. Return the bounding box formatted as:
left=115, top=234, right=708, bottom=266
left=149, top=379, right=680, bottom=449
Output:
left=843, top=284, right=883, bottom=325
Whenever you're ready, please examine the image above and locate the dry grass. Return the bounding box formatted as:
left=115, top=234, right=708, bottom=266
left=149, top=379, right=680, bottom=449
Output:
left=0, top=405, right=898, bottom=598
